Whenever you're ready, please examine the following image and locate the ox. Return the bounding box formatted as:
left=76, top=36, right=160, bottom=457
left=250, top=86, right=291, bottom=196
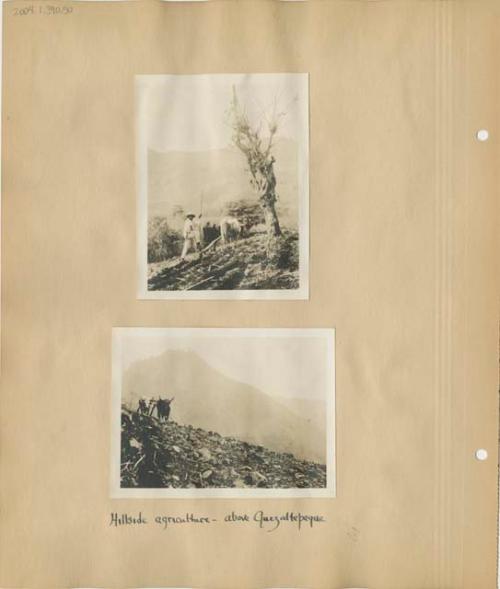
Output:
left=156, top=396, right=175, bottom=422
left=220, top=216, right=242, bottom=244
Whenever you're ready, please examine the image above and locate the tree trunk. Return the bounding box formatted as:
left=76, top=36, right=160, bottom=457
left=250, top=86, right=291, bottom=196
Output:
left=264, top=203, right=282, bottom=237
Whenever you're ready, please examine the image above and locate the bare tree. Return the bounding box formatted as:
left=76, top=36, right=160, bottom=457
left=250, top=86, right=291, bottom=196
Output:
left=228, top=87, right=283, bottom=237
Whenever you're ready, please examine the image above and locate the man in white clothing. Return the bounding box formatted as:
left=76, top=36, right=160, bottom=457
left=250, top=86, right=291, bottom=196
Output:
left=193, top=214, right=203, bottom=249
left=181, top=213, right=198, bottom=260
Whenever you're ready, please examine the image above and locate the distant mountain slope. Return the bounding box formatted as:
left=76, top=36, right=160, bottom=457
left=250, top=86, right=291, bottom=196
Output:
left=121, top=410, right=327, bottom=489
left=123, top=349, right=326, bottom=463
left=272, top=396, right=327, bottom=433
left=147, top=137, right=298, bottom=229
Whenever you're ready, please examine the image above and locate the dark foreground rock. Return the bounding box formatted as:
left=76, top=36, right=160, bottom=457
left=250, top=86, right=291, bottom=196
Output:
left=121, top=409, right=326, bottom=489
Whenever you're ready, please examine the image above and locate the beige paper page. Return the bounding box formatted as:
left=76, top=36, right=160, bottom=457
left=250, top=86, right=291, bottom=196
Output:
left=1, top=1, right=499, bottom=588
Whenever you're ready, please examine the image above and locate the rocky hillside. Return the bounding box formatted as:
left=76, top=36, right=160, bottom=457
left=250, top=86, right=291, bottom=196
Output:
left=121, top=409, right=327, bottom=490
left=148, top=230, right=300, bottom=292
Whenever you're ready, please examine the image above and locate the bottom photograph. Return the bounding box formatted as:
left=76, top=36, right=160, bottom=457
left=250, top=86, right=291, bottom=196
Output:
left=111, top=327, right=335, bottom=498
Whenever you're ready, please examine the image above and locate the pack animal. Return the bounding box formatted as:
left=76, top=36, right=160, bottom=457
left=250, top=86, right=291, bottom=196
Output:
left=156, top=397, right=175, bottom=422
left=220, top=216, right=241, bottom=243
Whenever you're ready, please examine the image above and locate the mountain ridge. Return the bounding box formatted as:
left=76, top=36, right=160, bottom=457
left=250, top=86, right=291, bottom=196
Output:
left=147, top=137, right=298, bottom=227
left=123, top=348, right=326, bottom=463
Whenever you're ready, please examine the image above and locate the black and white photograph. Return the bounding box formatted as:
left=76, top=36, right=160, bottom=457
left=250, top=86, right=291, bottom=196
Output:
left=136, top=74, right=309, bottom=299
left=111, top=328, right=335, bottom=498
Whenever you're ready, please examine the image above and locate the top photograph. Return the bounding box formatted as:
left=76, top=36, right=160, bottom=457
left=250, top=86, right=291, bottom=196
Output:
left=136, top=73, right=309, bottom=300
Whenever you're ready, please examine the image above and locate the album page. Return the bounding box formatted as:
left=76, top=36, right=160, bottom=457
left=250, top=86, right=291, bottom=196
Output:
left=1, top=1, right=499, bottom=588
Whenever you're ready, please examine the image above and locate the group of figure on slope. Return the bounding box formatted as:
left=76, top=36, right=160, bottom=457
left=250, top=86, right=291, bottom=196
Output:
left=181, top=213, right=242, bottom=260
left=137, top=396, right=175, bottom=423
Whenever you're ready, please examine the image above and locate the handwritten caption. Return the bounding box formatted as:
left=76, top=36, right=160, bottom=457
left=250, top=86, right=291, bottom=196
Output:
left=13, top=5, right=73, bottom=17
left=110, top=511, right=326, bottom=533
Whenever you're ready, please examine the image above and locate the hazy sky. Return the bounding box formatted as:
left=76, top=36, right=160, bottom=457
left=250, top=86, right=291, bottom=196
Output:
left=120, top=330, right=331, bottom=401
left=136, top=73, right=308, bottom=152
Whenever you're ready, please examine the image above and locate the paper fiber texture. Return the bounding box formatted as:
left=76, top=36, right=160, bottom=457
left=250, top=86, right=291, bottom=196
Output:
left=1, top=1, right=499, bottom=588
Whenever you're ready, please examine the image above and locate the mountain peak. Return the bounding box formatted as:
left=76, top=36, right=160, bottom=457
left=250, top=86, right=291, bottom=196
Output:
left=123, top=348, right=326, bottom=463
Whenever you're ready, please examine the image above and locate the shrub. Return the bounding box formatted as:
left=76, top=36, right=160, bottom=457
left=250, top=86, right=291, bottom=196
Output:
left=148, top=217, right=183, bottom=263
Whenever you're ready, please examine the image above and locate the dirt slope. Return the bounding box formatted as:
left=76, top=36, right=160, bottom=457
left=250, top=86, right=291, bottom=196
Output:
left=148, top=231, right=300, bottom=292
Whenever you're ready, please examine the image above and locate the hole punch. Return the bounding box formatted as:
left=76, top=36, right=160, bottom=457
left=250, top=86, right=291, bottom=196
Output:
left=475, top=448, right=488, bottom=461
left=476, top=129, right=489, bottom=141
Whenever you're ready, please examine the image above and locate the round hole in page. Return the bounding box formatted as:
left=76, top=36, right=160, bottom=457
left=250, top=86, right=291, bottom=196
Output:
left=476, top=129, right=489, bottom=141
left=475, top=448, right=488, bottom=461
